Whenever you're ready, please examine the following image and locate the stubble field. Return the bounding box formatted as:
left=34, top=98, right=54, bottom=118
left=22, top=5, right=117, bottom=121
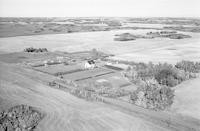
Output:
left=0, top=29, right=200, bottom=64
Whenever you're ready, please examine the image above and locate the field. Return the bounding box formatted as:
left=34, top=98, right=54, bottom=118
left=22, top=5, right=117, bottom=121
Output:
left=171, top=76, right=200, bottom=120
left=0, top=52, right=62, bottom=63
left=34, top=64, right=83, bottom=76
left=0, top=29, right=200, bottom=64
left=0, top=18, right=199, bottom=38
left=62, top=67, right=114, bottom=81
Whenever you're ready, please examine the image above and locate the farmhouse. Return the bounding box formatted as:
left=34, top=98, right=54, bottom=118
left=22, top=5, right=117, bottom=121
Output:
left=84, top=60, right=96, bottom=69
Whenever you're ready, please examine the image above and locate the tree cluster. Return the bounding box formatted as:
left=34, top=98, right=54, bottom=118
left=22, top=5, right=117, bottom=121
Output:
left=123, top=60, right=200, bottom=110
left=24, top=47, right=48, bottom=53
left=0, top=105, right=43, bottom=131
left=130, top=78, right=174, bottom=110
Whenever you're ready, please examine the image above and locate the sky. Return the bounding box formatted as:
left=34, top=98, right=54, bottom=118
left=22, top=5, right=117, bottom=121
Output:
left=0, top=0, right=199, bottom=17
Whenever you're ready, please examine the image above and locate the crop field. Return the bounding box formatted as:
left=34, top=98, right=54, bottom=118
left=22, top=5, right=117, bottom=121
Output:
left=0, top=29, right=200, bottom=64
left=34, top=64, right=83, bottom=76
left=68, top=51, right=94, bottom=60
left=63, top=67, right=114, bottom=81
left=0, top=52, right=62, bottom=64
left=170, top=76, right=200, bottom=120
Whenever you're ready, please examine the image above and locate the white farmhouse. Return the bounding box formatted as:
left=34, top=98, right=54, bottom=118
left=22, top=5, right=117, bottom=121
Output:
left=84, top=60, right=96, bottom=69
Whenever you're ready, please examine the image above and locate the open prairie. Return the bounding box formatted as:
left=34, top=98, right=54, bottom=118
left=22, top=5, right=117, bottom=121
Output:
left=0, top=29, right=200, bottom=63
